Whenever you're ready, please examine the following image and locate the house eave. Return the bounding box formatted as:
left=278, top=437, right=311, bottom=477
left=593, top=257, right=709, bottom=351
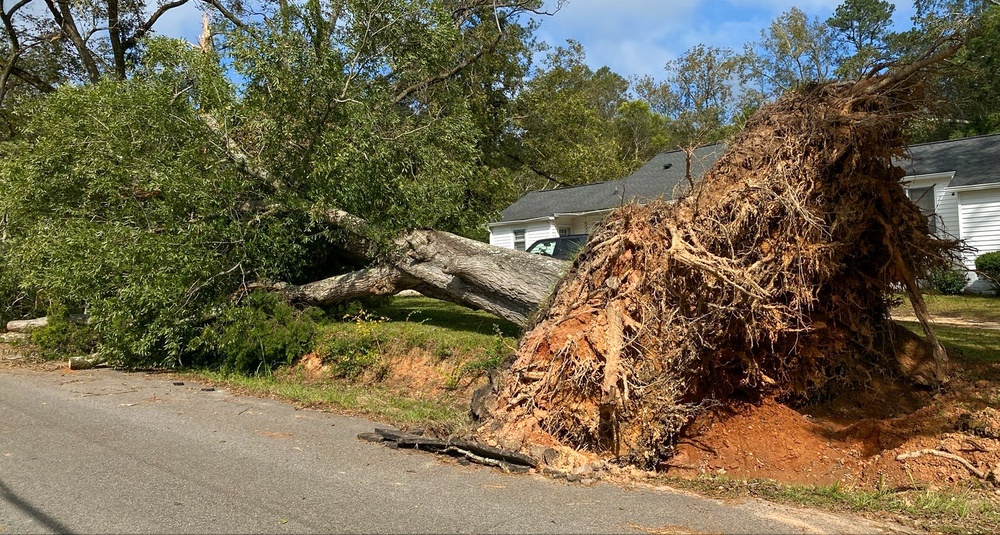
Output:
left=552, top=209, right=615, bottom=218
left=944, top=182, right=1000, bottom=193
left=901, top=171, right=955, bottom=184
left=488, top=215, right=555, bottom=229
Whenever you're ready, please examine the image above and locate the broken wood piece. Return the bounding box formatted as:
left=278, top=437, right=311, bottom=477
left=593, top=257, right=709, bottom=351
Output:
left=68, top=354, right=105, bottom=370
left=6, top=314, right=89, bottom=333
left=447, top=439, right=538, bottom=468
left=6, top=317, right=47, bottom=332
left=364, top=428, right=538, bottom=471
left=896, top=449, right=996, bottom=484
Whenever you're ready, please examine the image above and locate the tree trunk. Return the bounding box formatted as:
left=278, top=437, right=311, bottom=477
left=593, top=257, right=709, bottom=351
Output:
left=279, top=229, right=567, bottom=327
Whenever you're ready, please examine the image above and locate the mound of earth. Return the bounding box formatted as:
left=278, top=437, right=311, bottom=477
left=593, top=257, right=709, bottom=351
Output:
left=669, top=365, right=1000, bottom=491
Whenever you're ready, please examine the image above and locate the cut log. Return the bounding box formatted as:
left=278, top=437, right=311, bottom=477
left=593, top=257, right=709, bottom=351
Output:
left=279, top=230, right=567, bottom=327
left=5, top=314, right=89, bottom=333
left=6, top=317, right=48, bottom=332
left=68, top=354, right=105, bottom=370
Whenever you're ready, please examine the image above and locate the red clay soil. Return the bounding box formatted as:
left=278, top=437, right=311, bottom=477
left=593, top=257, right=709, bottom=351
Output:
left=667, top=370, right=1000, bottom=490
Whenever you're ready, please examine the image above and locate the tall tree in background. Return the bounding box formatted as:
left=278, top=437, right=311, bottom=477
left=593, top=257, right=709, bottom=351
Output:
left=741, top=7, right=842, bottom=99
left=895, top=0, right=1000, bottom=140
left=827, top=0, right=896, bottom=79
left=510, top=40, right=636, bottom=188
left=613, top=99, right=669, bottom=167
left=0, top=0, right=240, bottom=109
left=637, top=44, right=743, bottom=183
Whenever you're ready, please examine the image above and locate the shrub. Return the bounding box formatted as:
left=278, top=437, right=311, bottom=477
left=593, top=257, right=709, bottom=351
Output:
left=975, top=251, right=1000, bottom=291
left=193, top=293, right=320, bottom=374
left=31, top=304, right=99, bottom=359
left=929, top=268, right=968, bottom=295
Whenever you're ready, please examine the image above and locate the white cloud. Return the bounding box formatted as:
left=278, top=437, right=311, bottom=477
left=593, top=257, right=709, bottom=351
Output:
left=145, top=1, right=205, bottom=44
left=533, top=0, right=920, bottom=81
left=727, top=0, right=841, bottom=12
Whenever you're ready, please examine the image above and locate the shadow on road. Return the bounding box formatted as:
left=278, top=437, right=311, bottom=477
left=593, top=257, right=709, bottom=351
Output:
left=0, top=478, right=75, bottom=534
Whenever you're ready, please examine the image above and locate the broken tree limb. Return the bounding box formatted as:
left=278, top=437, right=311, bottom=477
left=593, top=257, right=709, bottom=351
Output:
left=896, top=449, right=997, bottom=484
left=6, top=314, right=89, bottom=333
left=277, top=266, right=421, bottom=306
left=398, top=229, right=566, bottom=313
left=277, top=229, right=567, bottom=327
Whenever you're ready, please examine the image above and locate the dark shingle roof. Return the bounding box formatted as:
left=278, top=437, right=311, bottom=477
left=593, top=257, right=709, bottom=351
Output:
left=497, top=134, right=999, bottom=224
left=899, top=133, right=1000, bottom=188
left=497, top=144, right=725, bottom=223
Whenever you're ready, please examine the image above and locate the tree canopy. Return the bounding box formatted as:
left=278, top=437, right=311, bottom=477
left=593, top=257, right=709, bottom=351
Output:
left=0, top=0, right=996, bottom=369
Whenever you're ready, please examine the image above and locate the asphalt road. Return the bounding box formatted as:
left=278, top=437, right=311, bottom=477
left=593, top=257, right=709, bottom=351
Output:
left=0, top=367, right=911, bottom=534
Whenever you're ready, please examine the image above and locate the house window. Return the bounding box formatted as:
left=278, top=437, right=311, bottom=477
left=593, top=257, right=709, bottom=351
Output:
left=558, top=226, right=571, bottom=236
left=907, top=186, right=937, bottom=234
left=513, top=229, right=526, bottom=251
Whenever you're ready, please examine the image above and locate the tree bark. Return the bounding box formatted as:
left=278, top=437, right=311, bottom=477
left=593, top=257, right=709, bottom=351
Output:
left=279, top=229, right=567, bottom=327
left=5, top=314, right=88, bottom=333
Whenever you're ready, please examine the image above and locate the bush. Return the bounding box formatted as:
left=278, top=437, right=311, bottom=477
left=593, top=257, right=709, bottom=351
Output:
left=31, top=304, right=99, bottom=359
left=975, top=251, right=1000, bottom=291
left=192, top=293, right=320, bottom=374
left=929, top=268, right=968, bottom=295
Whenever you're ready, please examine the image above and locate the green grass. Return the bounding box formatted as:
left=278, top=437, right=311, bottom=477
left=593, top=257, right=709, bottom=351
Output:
left=189, top=369, right=471, bottom=432
left=897, top=320, right=1000, bottom=365
left=184, top=296, right=518, bottom=431
left=313, top=296, right=520, bottom=379
left=665, top=476, right=1000, bottom=534
left=893, top=294, right=1000, bottom=323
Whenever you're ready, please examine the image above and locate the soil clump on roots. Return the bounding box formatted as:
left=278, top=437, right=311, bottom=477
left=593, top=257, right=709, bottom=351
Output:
left=478, top=77, right=968, bottom=476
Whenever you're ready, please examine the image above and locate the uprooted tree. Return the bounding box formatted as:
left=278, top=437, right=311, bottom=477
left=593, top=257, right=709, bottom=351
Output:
left=0, top=0, right=567, bottom=368
left=475, top=50, right=967, bottom=469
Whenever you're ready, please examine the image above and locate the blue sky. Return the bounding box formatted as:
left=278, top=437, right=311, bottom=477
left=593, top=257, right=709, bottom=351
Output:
left=153, top=0, right=918, bottom=81
left=531, top=0, right=917, bottom=80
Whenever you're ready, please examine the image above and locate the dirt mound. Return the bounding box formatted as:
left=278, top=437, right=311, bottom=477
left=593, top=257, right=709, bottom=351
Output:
left=480, top=72, right=965, bottom=470
left=666, top=374, right=1000, bottom=491
left=669, top=398, right=862, bottom=485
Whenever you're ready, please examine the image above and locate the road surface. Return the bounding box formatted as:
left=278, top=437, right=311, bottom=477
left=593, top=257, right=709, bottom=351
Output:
left=0, top=367, right=912, bottom=534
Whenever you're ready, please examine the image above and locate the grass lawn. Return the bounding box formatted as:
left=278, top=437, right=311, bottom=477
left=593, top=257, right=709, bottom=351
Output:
left=893, top=293, right=1000, bottom=323
left=898, top=321, right=1000, bottom=363
left=663, top=476, right=1000, bottom=534
left=189, top=368, right=470, bottom=429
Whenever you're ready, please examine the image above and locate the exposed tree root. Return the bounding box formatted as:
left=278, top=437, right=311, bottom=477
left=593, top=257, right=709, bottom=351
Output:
left=896, top=449, right=998, bottom=485
left=480, top=70, right=965, bottom=469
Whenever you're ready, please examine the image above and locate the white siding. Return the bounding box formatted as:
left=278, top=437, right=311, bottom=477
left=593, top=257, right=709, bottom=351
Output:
left=959, top=188, right=1000, bottom=275
left=489, top=226, right=514, bottom=249
left=904, top=174, right=958, bottom=241
left=524, top=222, right=557, bottom=249
left=488, top=221, right=556, bottom=250
left=552, top=216, right=577, bottom=236
left=569, top=212, right=612, bottom=235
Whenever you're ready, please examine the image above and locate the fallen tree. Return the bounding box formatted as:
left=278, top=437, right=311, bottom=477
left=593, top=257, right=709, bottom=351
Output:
left=474, top=58, right=966, bottom=469
left=270, top=229, right=566, bottom=327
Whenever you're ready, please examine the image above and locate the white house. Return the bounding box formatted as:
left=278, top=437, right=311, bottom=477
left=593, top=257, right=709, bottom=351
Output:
left=489, top=134, right=1000, bottom=290
left=488, top=144, right=724, bottom=250
left=899, top=134, right=1000, bottom=291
